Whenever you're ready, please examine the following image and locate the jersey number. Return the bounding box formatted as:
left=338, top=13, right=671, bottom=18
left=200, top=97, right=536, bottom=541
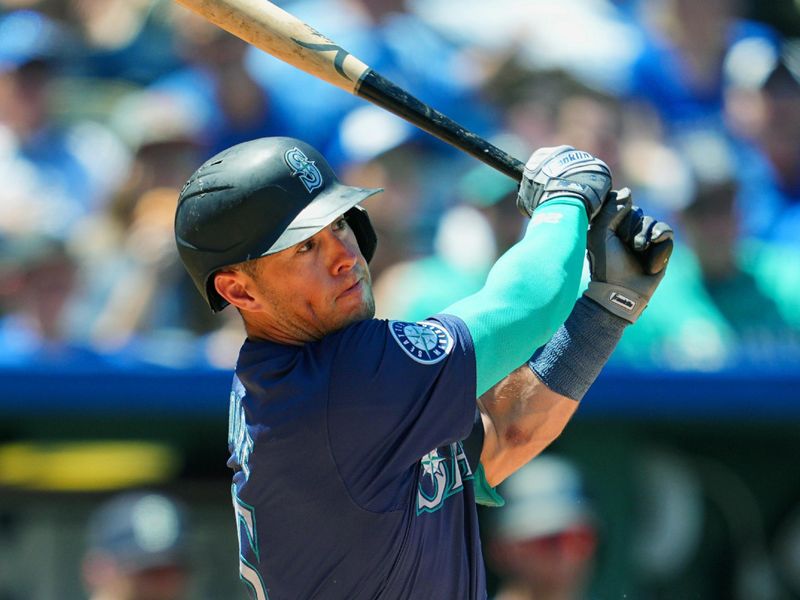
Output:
left=232, top=485, right=269, bottom=600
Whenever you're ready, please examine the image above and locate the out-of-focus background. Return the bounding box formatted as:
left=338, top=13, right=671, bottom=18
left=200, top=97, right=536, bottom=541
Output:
left=0, top=0, right=799, bottom=598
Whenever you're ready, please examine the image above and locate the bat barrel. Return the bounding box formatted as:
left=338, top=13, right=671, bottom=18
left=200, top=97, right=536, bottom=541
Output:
left=357, top=70, right=525, bottom=182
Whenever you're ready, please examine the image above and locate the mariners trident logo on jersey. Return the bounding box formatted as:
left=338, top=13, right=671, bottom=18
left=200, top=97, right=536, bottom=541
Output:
left=284, top=146, right=323, bottom=193
left=389, top=320, right=453, bottom=364
left=417, top=442, right=473, bottom=515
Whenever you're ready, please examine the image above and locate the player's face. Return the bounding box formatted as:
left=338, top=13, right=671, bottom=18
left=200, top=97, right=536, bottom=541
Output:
left=245, top=215, right=375, bottom=343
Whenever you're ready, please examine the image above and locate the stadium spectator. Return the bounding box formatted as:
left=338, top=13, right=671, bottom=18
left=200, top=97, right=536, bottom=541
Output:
left=64, top=0, right=183, bottom=84
left=615, top=133, right=800, bottom=369
left=243, top=0, right=494, bottom=157
left=82, top=491, right=190, bottom=600
left=0, top=9, right=127, bottom=240
left=624, top=0, right=780, bottom=134
left=152, top=6, right=279, bottom=155
left=0, top=232, right=82, bottom=364
left=486, top=455, right=598, bottom=600
left=64, top=88, right=213, bottom=360
left=373, top=201, right=499, bottom=320
left=373, top=138, right=524, bottom=320
left=339, top=130, right=454, bottom=281
left=726, top=44, right=800, bottom=246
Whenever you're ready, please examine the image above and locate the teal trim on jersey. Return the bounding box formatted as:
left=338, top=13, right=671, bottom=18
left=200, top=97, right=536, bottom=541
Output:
left=233, top=488, right=261, bottom=563
left=444, top=198, right=588, bottom=397
left=239, top=555, right=270, bottom=600
left=473, top=464, right=505, bottom=508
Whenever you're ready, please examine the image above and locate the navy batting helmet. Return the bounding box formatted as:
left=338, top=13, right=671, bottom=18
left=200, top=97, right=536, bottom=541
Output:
left=175, top=137, right=381, bottom=312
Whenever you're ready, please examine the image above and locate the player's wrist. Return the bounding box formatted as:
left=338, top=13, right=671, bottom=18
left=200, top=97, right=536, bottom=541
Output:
left=528, top=296, right=627, bottom=401
left=527, top=196, right=588, bottom=222
left=583, top=281, right=648, bottom=323
left=517, top=177, right=602, bottom=222
left=516, top=145, right=612, bottom=221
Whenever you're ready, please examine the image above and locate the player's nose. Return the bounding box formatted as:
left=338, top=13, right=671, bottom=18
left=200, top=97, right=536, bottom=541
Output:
left=323, top=229, right=359, bottom=275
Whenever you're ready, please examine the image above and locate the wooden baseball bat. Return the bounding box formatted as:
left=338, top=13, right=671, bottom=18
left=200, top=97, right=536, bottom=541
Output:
left=173, top=0, right=670, bottom=275
left=174, top=0, right=524, bottom=180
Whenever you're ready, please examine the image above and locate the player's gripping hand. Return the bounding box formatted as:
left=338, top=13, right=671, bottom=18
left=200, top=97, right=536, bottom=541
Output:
left=584, top=188, right=673, bottom=322
left=516, top=145, right=612, bottom=221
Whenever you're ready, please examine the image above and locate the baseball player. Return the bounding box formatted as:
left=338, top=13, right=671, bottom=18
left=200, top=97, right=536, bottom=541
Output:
left=174, top=137, right=672, bottom=599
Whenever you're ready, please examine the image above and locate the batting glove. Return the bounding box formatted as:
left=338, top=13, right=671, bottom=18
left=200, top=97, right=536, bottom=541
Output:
left=516, top=145, right=612, bottom=221
left=584, top=188, right=673, bottom=322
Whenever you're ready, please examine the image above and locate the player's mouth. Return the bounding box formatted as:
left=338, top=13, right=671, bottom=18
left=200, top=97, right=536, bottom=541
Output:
left=337, top=278, right=363, bottom=299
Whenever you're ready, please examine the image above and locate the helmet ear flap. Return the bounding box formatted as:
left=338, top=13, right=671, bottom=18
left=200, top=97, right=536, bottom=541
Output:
left=345, top=206, right=377, bottom=263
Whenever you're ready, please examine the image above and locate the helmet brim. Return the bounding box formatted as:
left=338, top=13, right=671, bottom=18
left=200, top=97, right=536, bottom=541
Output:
left=263, top=183, right=383, bottom=255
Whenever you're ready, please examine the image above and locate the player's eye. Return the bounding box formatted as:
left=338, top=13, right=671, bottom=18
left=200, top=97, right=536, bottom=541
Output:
left=296, top=239, right=314, bottom=253
left=332, top=216, right=348, bottom=232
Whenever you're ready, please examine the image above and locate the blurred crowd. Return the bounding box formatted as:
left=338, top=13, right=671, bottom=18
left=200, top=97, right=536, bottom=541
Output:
left=1, top=0, right=799, bottom=371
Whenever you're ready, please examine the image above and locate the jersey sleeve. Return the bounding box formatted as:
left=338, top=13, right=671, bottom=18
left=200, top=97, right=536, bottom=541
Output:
left=321, top=314, right=477, bottom=510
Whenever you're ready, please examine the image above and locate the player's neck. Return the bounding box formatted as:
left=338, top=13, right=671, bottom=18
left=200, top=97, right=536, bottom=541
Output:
left=241, top=313, right=316, bottom=346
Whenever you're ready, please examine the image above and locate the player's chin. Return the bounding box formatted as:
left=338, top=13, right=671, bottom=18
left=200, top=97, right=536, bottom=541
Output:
left=336, top=283, right=375, bottom=325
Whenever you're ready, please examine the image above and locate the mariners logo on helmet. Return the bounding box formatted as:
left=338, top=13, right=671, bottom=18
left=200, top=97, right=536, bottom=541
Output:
left=284, top=147, right=323, bottom=193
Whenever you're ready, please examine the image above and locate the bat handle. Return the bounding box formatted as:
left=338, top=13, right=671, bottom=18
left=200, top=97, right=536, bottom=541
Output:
left=356, top=70, right=525, bottom=181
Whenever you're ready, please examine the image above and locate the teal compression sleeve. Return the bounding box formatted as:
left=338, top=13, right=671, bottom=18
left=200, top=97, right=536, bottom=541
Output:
left=443, top=198, right=588, bottom=397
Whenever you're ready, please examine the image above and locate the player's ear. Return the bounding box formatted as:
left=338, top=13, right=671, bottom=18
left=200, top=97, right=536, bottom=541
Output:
left=214, top=270, right=261, bottom=311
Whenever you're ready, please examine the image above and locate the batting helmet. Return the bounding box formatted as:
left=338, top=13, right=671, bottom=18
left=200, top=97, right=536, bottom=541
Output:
left=175, top=137, right=381, bottom=312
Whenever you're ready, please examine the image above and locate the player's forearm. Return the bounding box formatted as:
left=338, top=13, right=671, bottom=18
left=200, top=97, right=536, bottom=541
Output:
left=444, top=198, right=588, bottom=397
left=479, top=297, right=628, bottom=486
left=478, top=364, right=577, bottom=486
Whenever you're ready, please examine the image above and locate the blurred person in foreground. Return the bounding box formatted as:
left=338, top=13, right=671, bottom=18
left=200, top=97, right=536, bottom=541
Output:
left=486, top=456, right=597, bottom=600
left=82, top=491, right=190, bottom=600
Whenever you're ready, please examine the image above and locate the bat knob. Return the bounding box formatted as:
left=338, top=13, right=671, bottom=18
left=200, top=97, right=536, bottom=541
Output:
left=641, top=239, right=673, bottom=275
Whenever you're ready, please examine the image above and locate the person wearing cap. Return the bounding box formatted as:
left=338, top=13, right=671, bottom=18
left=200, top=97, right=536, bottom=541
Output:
left=623, top=0, right=780, bottom=133
left=486, top=456, right=598, bottom=600
left=173, top=136, right=672, bottom=599
left=82, top=492, right=190, bottom=600
left=0, top=10, right=126, bottom=240
left=613, top=133, right=800, bottom=369
left=727, top=43, right=800, bottom=247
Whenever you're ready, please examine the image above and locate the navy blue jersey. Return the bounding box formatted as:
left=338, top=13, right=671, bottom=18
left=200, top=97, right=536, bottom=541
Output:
left=227, top=315, right=486, bottom=599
